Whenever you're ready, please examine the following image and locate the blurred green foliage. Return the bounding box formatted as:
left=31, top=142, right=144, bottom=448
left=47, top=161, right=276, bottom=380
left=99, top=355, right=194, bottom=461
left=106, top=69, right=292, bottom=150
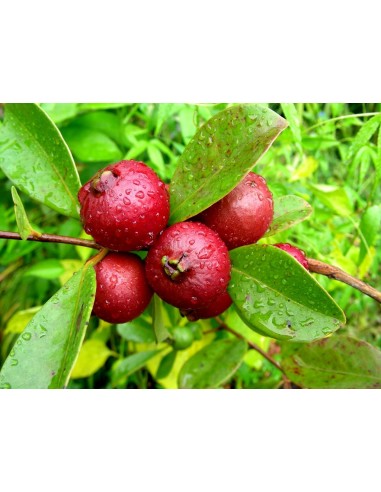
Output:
left=1, top=102, right=380, bottom=388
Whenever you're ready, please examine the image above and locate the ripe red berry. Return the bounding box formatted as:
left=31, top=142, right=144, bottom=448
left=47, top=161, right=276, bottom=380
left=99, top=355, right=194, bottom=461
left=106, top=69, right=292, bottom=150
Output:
left=145, top=222, right=231, bottom=310
left=180, top=290, right=232, bottom=321
left=274, top=243, right=309, bottom=270
left=93, top=252, right=153, bottom=324
left=195, top=172, right=273, bottom=249
left=78, top=160, right=170, bottom=251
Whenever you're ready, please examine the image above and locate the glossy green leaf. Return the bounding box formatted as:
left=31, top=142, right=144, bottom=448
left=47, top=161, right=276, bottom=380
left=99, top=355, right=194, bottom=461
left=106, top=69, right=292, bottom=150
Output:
left=280, top=103, right=302, bottom=154
left=359, top=205, right=381, bottom=263
left=282, top=335, right=381, bottom=388
left=117, top=318, right=156, bottom=343
left=178, top=338, right=247, bottom=389
left=71, top=339, right=115, bottom=379
left=309, top=183, right=352, bottom=216
left=264, top=195, right=313, bottom=237
left=229, top=245, right=345, bottom=342
left=111, top=350, right=161, bottom=386
left=23, top=259, right=65, bottom=279
left=61, top=126, right=123, bottom=163
left=0, top=103, right=81, bottom=218
left=69, top=111, right=125, bottom=146
left=169, top=104, right=287, bottom=224
left=0, top=264, right=96, bottom=389
left=152, top=294, right=171, bottom=343
left=11, top=186, right=40, bottom=240
left=156, top=350, right=177, bottom=379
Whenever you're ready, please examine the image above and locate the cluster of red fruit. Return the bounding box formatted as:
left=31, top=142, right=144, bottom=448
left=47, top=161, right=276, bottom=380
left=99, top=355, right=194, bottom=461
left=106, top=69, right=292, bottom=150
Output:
left=78, top=160, right=308, bottom=328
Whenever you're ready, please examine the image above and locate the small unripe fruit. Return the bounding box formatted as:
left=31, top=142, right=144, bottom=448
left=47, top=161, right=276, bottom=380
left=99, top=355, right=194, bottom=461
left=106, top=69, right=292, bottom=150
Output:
left=145, top=222, right=231, bottom=310
left=180, top=290, right=232, bottom=321
left=172, top=326, right=194, bottom=350
left=274, top=243, right=309, bottom=270
left=195, top=172, right=273, bottom=249
left=93, top=252, right=153, bottom=324
left=78, top=160, right=170, bottom=251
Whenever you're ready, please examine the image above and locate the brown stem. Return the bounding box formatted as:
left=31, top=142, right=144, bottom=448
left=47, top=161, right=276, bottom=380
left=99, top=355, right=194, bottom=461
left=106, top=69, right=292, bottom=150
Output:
left=307, top=258, right=381, bottom=303
left=0, top=230, right=101, bottom=250
left=215, top=316, right=286, bottom=375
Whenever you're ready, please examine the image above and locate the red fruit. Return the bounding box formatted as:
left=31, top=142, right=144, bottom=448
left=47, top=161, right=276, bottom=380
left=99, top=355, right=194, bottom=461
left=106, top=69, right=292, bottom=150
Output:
left=195, top=172, right=273, bottom=250
left=145, top=222, right=231, bottom=310
left=274, top=243, right=309, bottom=270
left=180, top=290, right=232, bottom=321
left=93, top=252, right=153, bottom=324
left=78, top=160, right=170, bottom=251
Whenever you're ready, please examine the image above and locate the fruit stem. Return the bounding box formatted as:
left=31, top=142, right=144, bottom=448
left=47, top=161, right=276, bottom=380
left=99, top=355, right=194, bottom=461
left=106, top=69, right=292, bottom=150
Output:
left=307, top=258, right=381, bottom=303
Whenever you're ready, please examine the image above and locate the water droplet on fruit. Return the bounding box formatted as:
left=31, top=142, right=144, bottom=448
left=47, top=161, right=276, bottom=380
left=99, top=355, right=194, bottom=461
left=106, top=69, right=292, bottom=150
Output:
left=133, top=179, right=140, bottom=186
left=136, top=191, right=145, bottom=199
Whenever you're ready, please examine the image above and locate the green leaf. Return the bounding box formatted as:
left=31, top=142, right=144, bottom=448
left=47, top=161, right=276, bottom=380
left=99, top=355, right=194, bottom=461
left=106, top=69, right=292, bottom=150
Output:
left=280, top=103, right=303, bottom=154
left=111, top=350, right=161, bottom=386
left=359, top=205, right=381, bottom=263
left=0, top=103, right=81, bottom=218
left=347, top=114, right=381, bottom=163
left=264, top=195, right=313, bottom=237
left=23, top=259, right=65, bottom=279
left=0, top=264, right=96, bottom=389
left=169, top=104, right=287, bottom=224
left=117, top=318, right=156, bottom=343
left=282, top=335, right=381, bottom=389
left=156, top=350, right=177, bottom=379
left=309, top=183, right=353, bottom=216
left=69, top=111, right=125, bottom=146
left=229, top=245, right=345, bottom=342
left=4, top=307, right=41, bottom=335
left=61, top=126, right=123, bottom=162
left=152, top=294, right=171, bottom=343
left=78, top=103, right=129, bottom=112
left=11, top=186, right=40, bottom=240
left=40, top=103, right=79, bottom=124
left=71, top=339, right=115, bottom=379
left=178, top=338, right=247, bottom=389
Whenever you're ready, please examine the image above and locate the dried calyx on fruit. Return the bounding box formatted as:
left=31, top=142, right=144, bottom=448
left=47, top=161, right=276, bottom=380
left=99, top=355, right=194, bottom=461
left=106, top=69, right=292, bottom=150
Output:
left=78, top=160, right=170, bottom=251
left=93, top=252, right=153, bottom=324
left=195, top=171, right=273, bottom=249
left=145, top=222, right=231, bottom=310
left=180, top=290, right=232, bottom=321
left=274, top=243, right=309, bottom=270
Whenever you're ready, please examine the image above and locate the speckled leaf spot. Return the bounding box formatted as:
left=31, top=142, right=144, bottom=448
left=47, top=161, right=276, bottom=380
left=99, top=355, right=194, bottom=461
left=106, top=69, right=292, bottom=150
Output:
left=0, top=104, right=81, bottom=218
left=169, top=104, right=288, bottom=224
left=0, top=264, right=96, bottom=389
left=228, top=245, right=346, bottom=342
left=281, top=335, right=381, bottom=388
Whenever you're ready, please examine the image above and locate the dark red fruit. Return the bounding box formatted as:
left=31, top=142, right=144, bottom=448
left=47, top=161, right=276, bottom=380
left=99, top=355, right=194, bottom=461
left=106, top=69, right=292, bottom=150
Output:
left=78, top=160, right=170, bottom=251
left=274, top=243, right=309, bottom=270
left=180, top=291, right=232, bottom=321
left=195, top=172, right=273, bottom=250
left=145, top=222, right=231, bottom=310
left=93, top=252, right=153, bottom=324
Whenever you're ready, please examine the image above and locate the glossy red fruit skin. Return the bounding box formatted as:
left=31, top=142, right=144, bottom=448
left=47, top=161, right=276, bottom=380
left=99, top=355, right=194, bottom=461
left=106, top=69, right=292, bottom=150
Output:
left=78, top=160, right=170, bottom=251
left=93, top=252, right=153, bottom=324
left=195, top=172, right=273, bottom=250
left=145, top=222, right=231, bottom=310
left=180, top=290, right=232, bottom=321
left=274, top=243, right=309, bottom=270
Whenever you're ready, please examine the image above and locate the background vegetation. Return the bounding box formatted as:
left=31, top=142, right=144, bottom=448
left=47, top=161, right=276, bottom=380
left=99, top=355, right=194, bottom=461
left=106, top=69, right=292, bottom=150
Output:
left=0, top=103, right=380, bottom=388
